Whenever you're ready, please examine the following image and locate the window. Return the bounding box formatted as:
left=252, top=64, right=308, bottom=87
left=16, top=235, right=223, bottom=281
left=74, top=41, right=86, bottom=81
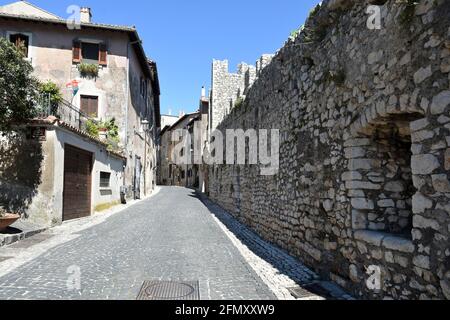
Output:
left=140, top=78, right=148, bottom=100
left=9, top=33, right=30, bottom=58
left=100, top=172, right=111, bottom=188
left=80, top=95, right=99, bottom=118
left=73, top=41, right=107, bottom=66
left=82, top=43, right=99, bottom=64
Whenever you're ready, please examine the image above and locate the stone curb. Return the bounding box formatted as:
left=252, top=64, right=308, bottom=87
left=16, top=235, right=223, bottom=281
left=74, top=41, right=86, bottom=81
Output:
left=0, top=227, right=48, bottom=249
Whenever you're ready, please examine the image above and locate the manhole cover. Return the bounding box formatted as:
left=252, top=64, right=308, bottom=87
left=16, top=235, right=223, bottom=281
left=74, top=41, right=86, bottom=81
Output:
left=288, top=283, right=334, bottom=300
left=137, top=281, right=200, bottom=300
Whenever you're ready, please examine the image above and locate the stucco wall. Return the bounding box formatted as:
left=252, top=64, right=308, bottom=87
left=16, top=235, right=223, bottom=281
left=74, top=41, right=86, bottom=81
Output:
left=0, top=125, right=124, bottom=226
left=0, top=19, right=158, bottom=198
left=208, top=0, right=450, bottom=300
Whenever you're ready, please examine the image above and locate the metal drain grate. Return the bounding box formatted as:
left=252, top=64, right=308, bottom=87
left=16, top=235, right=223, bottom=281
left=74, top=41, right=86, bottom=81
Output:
left=288, top=283, right=334, bottom=300
left=137, top=281, right=200, bottom=300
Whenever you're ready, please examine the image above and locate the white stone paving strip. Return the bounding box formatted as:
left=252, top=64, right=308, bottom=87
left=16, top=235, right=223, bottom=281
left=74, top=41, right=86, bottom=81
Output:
left=0, top=187, right=161, bottom=279
left=206, top=202, right=324, bottom=300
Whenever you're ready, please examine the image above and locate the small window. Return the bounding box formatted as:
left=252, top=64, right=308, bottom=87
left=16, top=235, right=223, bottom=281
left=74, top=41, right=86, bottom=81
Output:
left=81, top=42, right=99, bottom=64
left=73, top=41, right=107, bottom=66
left=100, top=172, right=111, bottom=188
left=9, top=33, right=29, bottom=58
left=140, top=78, right=148, bottom=100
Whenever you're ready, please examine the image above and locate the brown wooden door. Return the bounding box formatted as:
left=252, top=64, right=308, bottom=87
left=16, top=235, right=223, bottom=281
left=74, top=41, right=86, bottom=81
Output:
left=63, top=145, right=93, bottom=221
left=80, top=95, right=98, bottom=118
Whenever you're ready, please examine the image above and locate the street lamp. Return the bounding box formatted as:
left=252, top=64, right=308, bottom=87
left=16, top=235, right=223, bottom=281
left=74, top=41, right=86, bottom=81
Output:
left=141, top=120, right=150, bottom=132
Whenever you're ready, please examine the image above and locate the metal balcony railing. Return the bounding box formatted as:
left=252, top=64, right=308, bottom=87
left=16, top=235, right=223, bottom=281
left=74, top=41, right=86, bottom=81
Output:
left=36, top=94, right=97, bottom=133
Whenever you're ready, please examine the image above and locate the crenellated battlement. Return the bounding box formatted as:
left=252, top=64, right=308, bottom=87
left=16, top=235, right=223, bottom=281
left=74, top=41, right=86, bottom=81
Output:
left=210, top=54, right=274, bottom=131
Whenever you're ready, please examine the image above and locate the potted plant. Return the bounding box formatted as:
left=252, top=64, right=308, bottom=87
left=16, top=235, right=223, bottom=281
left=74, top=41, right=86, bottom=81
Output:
left=0, top=206, right=20, bottom=232
left=77, top=63, right=99, bottom=78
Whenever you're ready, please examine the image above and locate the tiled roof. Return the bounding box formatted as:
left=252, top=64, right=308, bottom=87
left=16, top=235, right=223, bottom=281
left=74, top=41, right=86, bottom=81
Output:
left=29, top=116, right=127, bottom=160
left=0, top=11, right=152, bottom=78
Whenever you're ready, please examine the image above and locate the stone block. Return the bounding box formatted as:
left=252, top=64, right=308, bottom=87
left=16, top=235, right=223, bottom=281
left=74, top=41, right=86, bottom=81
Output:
left=342, top=171, right=362, bottom=181
left=352, top=210, right=367, bottom=230
left=413, top=255, right=431, bottom=270
left=344, top=138, right=371, bottom=147
left=394, top=255, right=409, bottom=268
left=385, top=181, right=405, bottom=193
left=382, top=236, right=415, bottom=253
left=440, top=280, right=450, bottom=300
left=411, top=154, right=440, bottom=175
left=344, top=147, right=366, bottom=159
left=349, top=159, right=381, bottom=170
left=354, top=230, right=386, bottom=246
left=413, top=215, right=440, bottom=231
left=413, top=66, right=432, bottom=84
left=346, top=181, right=381, bottom=190
left=431, top=174, right=450, bottom=193
left=410, top=118, right=429, bottom=132
left=412, top=193, right=433, bottom=214
left=430, top=91, right=450, bottom=115
left=377, top=199, right=395, bottom=208
left=352, top=198, right=375, bottom=210
left=445, top=149, right=450, bottom=171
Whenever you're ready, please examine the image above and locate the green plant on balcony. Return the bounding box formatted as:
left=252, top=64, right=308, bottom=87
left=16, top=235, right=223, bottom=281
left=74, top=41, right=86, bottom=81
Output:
left=77, top=63, right=99, bottom=78
left=85, top=119, right=99, bottom=137
left=38, top=80, right=62, bottom=114
left=84, top=118, right=121, bottom=152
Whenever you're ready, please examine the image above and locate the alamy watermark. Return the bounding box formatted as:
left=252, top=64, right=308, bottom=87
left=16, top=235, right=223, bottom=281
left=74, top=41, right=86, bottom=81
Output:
left=366, top=265, right=382, bottom=292
left=171, top=123, right=280, bottom=176
left=66, top=5, right=82, bottom=30
left=366, top=5, right=382, bottom=30
left=66, top=265, right=81, bottom=291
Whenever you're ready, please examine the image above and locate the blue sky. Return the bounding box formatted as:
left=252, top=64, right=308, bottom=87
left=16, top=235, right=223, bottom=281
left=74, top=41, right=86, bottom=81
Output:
left=1, top=0, right=320, bottom=115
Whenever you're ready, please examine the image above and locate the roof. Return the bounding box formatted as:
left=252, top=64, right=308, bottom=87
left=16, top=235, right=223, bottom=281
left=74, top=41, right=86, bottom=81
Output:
left=170, top=112, right=200, bottom=130
left=0, top=2, right=153, bottom=78
left=159, top=112, right=200, bottom=137
left=28, top=116, right=127, bottom=161
left=0, top=1, right=61, bottom=20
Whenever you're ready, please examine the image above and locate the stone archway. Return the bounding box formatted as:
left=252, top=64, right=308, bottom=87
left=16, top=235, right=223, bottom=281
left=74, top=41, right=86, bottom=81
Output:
left=344, top=103, right=426, bottom=239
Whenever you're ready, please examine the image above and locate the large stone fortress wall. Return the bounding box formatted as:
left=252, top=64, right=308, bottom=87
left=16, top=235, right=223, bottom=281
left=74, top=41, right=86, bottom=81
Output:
left=208, top=0, right=450, bottom=299
left=210, top=55, right=273, bottom=131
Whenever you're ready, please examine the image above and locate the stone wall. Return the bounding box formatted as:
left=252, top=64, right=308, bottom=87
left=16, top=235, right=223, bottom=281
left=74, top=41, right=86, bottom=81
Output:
left=210, top=57, right=271, bottom=132
left=208, top=0, right=450, bottom=299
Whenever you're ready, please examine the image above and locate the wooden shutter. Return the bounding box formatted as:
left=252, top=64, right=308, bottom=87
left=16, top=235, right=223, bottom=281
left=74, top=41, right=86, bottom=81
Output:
left=99, top=43, right=108, bottom=66
left=80, top=96, right=98, bottom=118
left=73, top=41, right=81, bottom=63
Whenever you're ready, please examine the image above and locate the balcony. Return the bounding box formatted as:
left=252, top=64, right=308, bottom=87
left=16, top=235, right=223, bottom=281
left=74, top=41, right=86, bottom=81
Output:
left=36, top=94, right=98, bottom=134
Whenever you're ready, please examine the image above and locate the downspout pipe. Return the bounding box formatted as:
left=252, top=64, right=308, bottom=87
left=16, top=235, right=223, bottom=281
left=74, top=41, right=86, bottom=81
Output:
left=124, top=39, right=142, bottom=189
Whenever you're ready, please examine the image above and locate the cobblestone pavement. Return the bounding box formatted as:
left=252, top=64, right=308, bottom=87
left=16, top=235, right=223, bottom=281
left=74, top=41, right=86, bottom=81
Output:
left=0, top=187, right=350, bottom=300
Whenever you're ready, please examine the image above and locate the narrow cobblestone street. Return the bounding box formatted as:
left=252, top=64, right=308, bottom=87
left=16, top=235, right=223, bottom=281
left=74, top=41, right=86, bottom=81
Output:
left=0, top=187, right=349, bottom=300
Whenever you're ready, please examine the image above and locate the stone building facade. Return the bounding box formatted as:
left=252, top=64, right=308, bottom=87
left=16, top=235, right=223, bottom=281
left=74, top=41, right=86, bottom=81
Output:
left=207, top=0, right=450, bottom=300
left=158, top=112, right=200, bottom=187
left=0, top=1, right=160, bottom=226
left=210, top=57, right=272, bottom=132
left=0, top=1, right=160, bottom=201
